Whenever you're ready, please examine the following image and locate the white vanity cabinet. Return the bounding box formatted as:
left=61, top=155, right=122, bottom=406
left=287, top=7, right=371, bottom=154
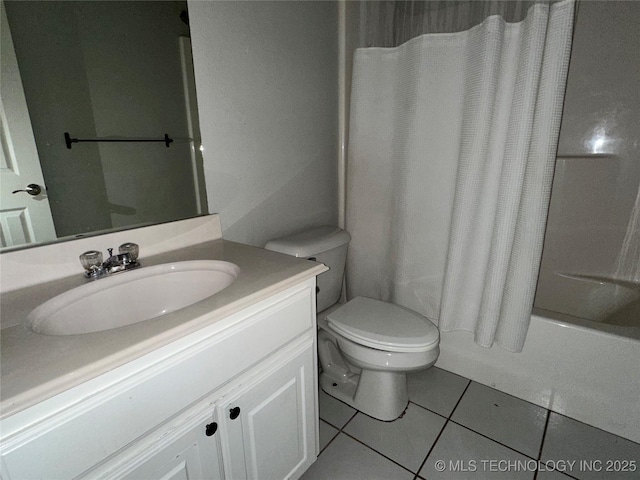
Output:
left=91, top=339, right=315, bottom=480
left=0, top=279, right=318, bottom=480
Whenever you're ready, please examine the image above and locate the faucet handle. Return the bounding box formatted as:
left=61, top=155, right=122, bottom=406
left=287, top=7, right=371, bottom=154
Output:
left=107, top=248, right=114, bottom=258
left=80, top=250, right=103, bottom=271
left=119, top=242, right=139, bottom=262
left=80, top=250, right=105, bottom=279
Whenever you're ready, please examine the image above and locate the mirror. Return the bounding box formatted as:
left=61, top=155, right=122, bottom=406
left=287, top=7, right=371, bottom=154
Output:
left=0, top=0, right=207, bottom=252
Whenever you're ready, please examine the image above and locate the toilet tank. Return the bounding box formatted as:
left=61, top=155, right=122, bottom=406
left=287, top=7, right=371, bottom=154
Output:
left=265, top=226, right=351, bottom=312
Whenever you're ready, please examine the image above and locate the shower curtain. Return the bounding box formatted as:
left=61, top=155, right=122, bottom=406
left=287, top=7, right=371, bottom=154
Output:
left=345, top=0, right=575, bottom=351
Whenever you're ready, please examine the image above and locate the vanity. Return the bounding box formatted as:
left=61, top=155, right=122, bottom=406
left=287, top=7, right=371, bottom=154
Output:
left=0, top=215, right=326, bottom=479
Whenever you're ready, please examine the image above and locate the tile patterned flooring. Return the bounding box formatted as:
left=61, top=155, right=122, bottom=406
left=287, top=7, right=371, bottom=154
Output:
left=302, top=367, right=640, bottom=480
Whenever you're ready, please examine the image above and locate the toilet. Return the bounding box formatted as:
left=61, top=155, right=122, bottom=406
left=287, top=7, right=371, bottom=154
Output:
left=265, top=226, right=440, bottom=421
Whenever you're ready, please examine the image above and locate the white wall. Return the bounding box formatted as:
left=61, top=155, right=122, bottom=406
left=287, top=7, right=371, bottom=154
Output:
left=188, top=0, right=339, bottom=247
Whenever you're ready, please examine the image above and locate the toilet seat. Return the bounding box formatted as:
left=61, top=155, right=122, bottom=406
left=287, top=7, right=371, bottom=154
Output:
left=326, top=297, right=439, bottom=353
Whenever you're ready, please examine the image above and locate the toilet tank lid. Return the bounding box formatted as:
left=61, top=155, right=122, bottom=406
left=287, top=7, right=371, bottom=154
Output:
left=264, top=226, right=351, bottom=258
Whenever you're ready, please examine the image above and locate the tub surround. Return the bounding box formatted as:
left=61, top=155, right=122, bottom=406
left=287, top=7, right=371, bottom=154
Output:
left=535, top=1, right=640, bottom=321
left=0, top=214, right=326, bottom=419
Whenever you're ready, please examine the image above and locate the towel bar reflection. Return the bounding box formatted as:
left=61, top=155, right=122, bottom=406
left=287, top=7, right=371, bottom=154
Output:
left=64, top=132, right=173, bottom=149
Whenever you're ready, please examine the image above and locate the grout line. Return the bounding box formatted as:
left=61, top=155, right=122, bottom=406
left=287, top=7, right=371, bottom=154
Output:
left=414, top=380, right=472, bottom=476
left=318, top=416, right=342, bottom=431
left=409, top=400, right=448, bottom=420
left=534, top=411, right=582, bottom=480
left=537, top=409, right=552, bottom=460
left=537, top=462, right=581, bottom=480
left=442, top=419, right=580, bottom=480
left=469, top=379, right=549, bottom=410
left=318, top=389, right=359, bottom=430
left=317, top=396, right=359, bottom=457
left=320, top=371, right=639, bottom=479
left=338, top=406, right=418, bottom=475
left=327, top=401, right=448, bottom=476
left=445, top=380, right=559, bottom=461
left=415, top=416, right=449, bottom=477
left=446, top=371, right=640, bottom=449
left=413, top=378, right=582, bottom=476
left=431, top=369, right=640, bottom=447
left=318, top=434, right=337, bottom=456
left=551, top=409, right=640, bottom=445
left=447, top=418, right=539, bottom=460
left=460, top=376, right=565, bottom=426
left=340, top=430, right=418, bottom=476
left=447, top=379, right=472, bottom=420
left=432, top=365, right=473, bottom=382
left=317, top=419, right=340, bottom=455
left=410, top=385, right=578, bottom=480
left=341, top=409, right=359, bottom=430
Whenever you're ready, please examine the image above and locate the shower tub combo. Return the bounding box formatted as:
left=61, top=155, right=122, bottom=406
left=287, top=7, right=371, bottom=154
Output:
left=437, top=274, right=640, bottom=444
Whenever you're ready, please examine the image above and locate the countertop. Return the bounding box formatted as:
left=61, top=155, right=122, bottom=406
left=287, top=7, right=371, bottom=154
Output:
left=0, top=240, right=326, bottom=419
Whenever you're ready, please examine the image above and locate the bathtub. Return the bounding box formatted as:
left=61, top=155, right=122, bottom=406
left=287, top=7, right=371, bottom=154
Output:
left=436, top=306, right=640, bottom=444
left=536, top=272, right=640, bottom=326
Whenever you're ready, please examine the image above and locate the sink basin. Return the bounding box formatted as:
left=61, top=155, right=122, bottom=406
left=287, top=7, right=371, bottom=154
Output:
left=26, top=260, right=240, bottom=336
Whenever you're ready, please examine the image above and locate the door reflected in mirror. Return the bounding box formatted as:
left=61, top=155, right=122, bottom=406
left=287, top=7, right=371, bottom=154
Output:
left=0, top=0, right=207, bottom=251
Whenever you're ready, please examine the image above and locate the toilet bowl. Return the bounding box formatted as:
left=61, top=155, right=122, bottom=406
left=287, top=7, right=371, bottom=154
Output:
left=318, top=296, right=439, bottom=420
left=265, top=226, right=440, bottom=421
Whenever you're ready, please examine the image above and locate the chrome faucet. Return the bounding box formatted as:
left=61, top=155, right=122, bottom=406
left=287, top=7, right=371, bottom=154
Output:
left=79, top=243, right=140, bottom=280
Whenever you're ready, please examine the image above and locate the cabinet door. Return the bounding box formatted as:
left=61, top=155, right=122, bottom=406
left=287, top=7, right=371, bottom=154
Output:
left=218, top=345, right=315, bottom=480
left=122, top=418, right=223, bottom=480
left=88, top=411, right=224, bottom=480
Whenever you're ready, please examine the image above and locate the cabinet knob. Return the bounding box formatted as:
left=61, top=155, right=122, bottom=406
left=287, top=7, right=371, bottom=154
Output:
left=205, top=422, right=218, bottom=436
left=229, top=406, right=241, bottom=420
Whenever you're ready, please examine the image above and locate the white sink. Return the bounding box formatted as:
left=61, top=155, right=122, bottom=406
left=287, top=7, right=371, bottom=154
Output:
left=26, top=260, right=240, bottom=336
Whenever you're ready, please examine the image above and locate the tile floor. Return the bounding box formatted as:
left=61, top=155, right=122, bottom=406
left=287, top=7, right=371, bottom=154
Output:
left=302, top=367, right=640, bottom=480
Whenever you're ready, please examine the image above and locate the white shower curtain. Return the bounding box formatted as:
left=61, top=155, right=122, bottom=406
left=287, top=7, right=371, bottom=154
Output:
left=345, top=0, right=575, bottom=351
